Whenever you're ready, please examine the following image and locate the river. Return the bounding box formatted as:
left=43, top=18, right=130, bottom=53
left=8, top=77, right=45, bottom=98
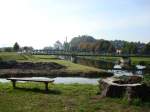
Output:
left=0, top=77, right=100, bottom=85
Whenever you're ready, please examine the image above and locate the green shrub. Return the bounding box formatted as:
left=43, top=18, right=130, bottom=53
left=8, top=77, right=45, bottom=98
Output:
left=142, top=74, right=150, bottom=86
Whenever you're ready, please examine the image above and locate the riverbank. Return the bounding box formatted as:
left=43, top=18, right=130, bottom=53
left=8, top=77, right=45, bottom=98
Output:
left=78, top=56, right=150, bottom=66
left=0, top=52, right=113, bottom=78
left=0, top=82, right=149, bottom=112
left=77, top=56, right=150, bottom=70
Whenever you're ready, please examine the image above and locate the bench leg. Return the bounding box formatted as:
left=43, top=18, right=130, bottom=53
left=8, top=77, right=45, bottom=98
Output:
left=45, top=82, right=49, bottom=91
left=12, top=80, right=16, bottom=88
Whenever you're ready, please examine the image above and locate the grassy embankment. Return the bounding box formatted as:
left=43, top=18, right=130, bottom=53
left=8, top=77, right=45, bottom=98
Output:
left=79, top=56, right=150, bottom=66
left=0, top=52, right=150, bottom=112
left=0, top=82, right=150, bottom=112
left=0, top=52, right=111, bottom=77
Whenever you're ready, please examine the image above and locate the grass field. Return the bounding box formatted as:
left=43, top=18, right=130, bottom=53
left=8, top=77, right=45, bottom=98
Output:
left=80, top=56, right=150, bottom=65
left=0, top=52, right=150, bottom=112
left=0, top=82, right=149, bottom=112
left=0, top=52, right=36, bottom=61
left=0, top=52, right=109, bottom=77
left=33, top=55, right=103, bottom=73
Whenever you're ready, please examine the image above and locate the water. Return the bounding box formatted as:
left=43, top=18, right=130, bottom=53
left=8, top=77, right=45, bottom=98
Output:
left=75, top=57, right=147, bottom=76
left=76, top=57, right=115, bottom=69
left=0, top=78, right=9, bottom=83
left=136, top=65, right=146, bottom=69
left=113, top=64, right=122, bottom=69
left=0, top=77, right=100, bottom=85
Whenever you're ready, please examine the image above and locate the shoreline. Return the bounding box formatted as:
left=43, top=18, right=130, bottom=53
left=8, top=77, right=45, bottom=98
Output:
left=0, top=68, right=113, bottom=78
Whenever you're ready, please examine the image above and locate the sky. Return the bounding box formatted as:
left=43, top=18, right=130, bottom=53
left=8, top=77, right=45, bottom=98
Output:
left=0, top=0, right=150, bottom=49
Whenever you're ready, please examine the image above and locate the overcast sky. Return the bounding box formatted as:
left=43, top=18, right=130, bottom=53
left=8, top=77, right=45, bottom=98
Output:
left=0, top=0, right=150, bottom=49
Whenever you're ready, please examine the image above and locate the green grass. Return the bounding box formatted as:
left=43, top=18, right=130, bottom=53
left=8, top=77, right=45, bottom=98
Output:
left=142, top=74, right=150, bottom=86
left=0, top=52, right=35, bottom=61
left=0, top=52, right=106, bottom=76
left=80, top=56, right=150, bottom=65
left=130, top=57, right=150, bottom=65
left=33, top=55, right=102, bottom=73
left=0, top=83, right=149, bottom=112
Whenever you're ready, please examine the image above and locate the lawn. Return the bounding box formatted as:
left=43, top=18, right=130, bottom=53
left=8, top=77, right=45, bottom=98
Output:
left=0, top=82, right=149, bottom=112
left=0, top=52, right=103, bottom=73
left=80, top=56, right=150, bottom=65
left=33, top=55, right=103, bottom=73
left=0, top=52, right=35, bottom=61
left=0, top=52, right=111, bottom=77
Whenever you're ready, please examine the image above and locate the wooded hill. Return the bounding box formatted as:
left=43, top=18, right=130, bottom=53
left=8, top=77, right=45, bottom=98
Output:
left=69, top=35, right=150, bottom=55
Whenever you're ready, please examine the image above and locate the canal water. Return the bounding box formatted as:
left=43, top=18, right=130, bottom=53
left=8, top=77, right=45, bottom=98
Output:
left=0, top=56, right=147, bottom=84
left=59, top=56, right=147, bottom=76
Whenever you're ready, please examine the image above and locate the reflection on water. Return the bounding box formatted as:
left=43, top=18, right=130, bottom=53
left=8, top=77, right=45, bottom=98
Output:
left=0, top=77, right=100, bottom=85
left=114, top=64, right=122, bottom=69
left=136, top=65, right=146, bottom=69
left=109, top=64, right=146, bottom=76
left=76, top=57, right=147, bottom=76
left=76, top=57, right=115, bottom=69
left=110, top=70, right=134, bottom=76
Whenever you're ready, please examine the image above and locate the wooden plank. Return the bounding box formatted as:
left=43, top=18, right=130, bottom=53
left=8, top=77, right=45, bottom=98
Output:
left=7, top=77, right=54, bottom=91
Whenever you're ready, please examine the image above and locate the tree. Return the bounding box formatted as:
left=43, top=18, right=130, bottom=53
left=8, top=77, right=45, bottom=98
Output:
left=122, top=42, right=138, bottom=54
left=13, top=42, right=20, bottom=51
left=22, top=46, right=34, bottom=53
left=142, top=42, right=150, bottom=55
left=70, top=35, right=96, bottom=51
left=54, top=41, right=63, bottom=50
left=43, top=46, right=53, bottom=50
left=4, top=47, right=13, bottom=52
left=108, top=44, right=115, bottom=53
left=129, top=42, right=137, bottom=54
left=63, top=42, right=70, bottom=51
left=122, top=42, right=130, bottom=54
left=93, top=40, right=112, bottom=53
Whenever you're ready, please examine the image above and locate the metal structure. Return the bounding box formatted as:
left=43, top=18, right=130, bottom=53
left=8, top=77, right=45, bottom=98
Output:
left=30, top=50, right=150, bottom=57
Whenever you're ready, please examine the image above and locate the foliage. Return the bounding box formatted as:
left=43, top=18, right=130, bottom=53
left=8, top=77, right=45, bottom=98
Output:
left=121, top=42, right=138, bottom=54
left=22, top=46, right=34, bottom=52
left=3, top=47, right=13, bottom=52
left=70, top=35, right=96, bottom=51
left=69, top=36, right=149, bottom=55
left=13, top=42, right=20, bottom=51
left=54, top=40, right=63, bottom=50
left=94, top=40, right=114, bottom=53
left=70, top=36, right=115, bottom=53
left=142, top=74, right=150, bottom=86
left=63, top=42, right=70, bottom=51
left=142, top=42, right=150, bottom=55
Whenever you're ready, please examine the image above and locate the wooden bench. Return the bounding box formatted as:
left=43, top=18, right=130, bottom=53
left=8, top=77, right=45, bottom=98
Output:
left=7, top=78, right=54, bottom=91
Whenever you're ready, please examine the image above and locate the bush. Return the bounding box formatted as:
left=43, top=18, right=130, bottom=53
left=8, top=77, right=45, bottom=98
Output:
left=139, top=61, right=146, bottom=65
left=142, top=74, right=150, bottom=86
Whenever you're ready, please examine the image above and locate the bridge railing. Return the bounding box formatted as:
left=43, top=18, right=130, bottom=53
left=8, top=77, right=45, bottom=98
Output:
left=30, top=50, right=150, bottom=57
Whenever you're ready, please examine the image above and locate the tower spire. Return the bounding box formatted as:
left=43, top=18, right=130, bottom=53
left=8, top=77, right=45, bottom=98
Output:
left=66, top=36, right=68, bottom=43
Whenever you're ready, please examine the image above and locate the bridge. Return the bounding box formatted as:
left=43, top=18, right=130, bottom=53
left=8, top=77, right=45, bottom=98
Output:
left=29, top=50, right=150, bottom=57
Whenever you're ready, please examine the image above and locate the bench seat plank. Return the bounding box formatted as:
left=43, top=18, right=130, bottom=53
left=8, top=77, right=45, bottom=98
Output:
left=7, top=78, right=54, bottom=83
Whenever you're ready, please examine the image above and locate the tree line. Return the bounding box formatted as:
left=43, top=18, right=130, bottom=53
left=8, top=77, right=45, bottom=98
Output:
left=51, top=35, right=150, bottom=55
left=1, top=35, right=149, bottom=55
left=0, top=42, right=33, bottom=52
